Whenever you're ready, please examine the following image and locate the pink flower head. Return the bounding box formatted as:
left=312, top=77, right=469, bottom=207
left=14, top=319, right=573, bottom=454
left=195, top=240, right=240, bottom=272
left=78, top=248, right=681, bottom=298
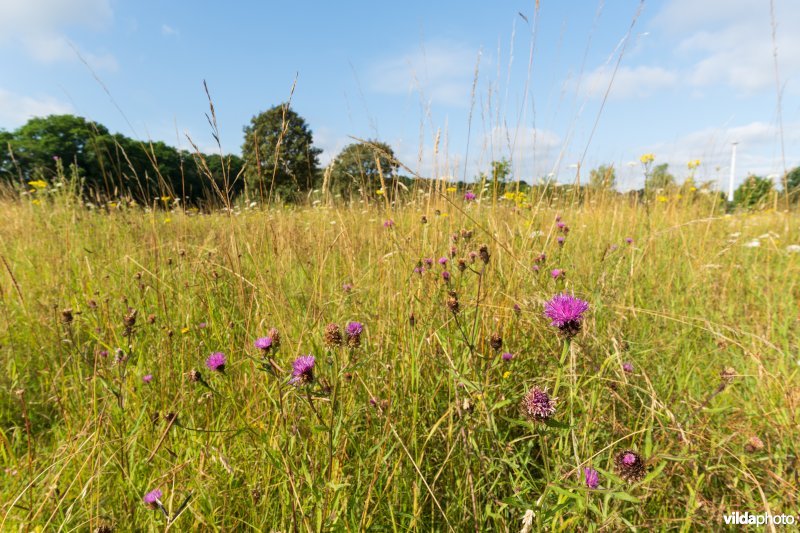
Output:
left=543, top=293, right=589, bottom=336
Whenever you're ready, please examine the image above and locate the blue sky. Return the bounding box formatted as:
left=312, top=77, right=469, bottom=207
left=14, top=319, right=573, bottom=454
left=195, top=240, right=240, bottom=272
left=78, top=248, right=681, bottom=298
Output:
left=0, top=0, right=797, bottom=190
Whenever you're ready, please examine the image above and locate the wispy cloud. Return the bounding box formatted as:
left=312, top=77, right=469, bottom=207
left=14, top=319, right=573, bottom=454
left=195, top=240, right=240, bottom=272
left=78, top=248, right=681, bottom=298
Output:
left=581, top=65, right=678, bottom=100
left=0, top=88, right=74, bottom=128
left=369, top=41, right=482, bottom=107
left=655, top=0, right=800, bottom=94
left=161, top=24, right=179, bottom=37
left=0, top=0, right=117, bottom=70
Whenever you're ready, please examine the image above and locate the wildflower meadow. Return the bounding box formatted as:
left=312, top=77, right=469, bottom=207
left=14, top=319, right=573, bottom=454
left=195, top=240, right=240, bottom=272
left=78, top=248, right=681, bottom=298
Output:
left=0, top=185, right=798, bottom=530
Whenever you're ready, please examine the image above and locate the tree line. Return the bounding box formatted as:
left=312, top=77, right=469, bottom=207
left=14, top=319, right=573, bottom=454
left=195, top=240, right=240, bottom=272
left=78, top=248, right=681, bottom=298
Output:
left=2, top=104, right=798, bottom=207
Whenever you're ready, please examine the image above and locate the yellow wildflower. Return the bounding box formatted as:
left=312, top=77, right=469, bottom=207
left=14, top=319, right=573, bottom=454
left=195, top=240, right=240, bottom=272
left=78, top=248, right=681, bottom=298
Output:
left=376, top=189, right=385, bottom=196
left=446, top=187, right=457, bottom=193
left=28, top=180, right=47, bottom=189
left=181, top=327, right=190, bottom=334
left=687, top=159, right=701, bottom=170
left=640, top=153, right=655, bottom=165
left=657, top=195, right=668, bottom=203
left=503, top=371, right=511, bottom=379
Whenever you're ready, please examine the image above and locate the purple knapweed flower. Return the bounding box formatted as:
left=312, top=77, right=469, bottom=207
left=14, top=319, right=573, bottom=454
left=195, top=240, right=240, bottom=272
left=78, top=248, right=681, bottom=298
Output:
left=383, top=219, right=395, bottom=228
left=423, top=257, right=433, bottom=267
left=413, top=266, right=425, bottom=275
left=142, top=374, right=153, bottom=383
left=442, top=271, right=451, bottom=282
left=622, top=362, right=634, bottom=373
left=143, top=489, right=163, bottom=509
left=544, top=293, right=590, bottom=337
left=438, top=257, right=448, bottom=266
left=206, top=352, right=226, bottom=372
left=610, top=244, right=619, bottom=251
left=345, top=321, right=363, bottom=347
left=464, top=191, right=476, bottom=201
left=532, top=264, right=540, bottom=272
left=584, top=467, right=600, bottom=489
left=342, top=283, right=353, bottom=293
left=625, top=237, right=634, bottom=245
left=198, top=322, right=208, bottom=329
left=290, top=355, right=315, bottom=385
left=615, top=450, right=647, bottom=482
left=521, top=386, right=557, bottom=421
left=502, top=352, right=514, bottom=361
left=534, top=253, right=547, bottom=263
left=254, top=336, right=273, bottom=352
left=557, top=222, right=566, bottom=230
left=557, top=236, right=565, bottom=246
left=550, top=268, right=564, bottom=279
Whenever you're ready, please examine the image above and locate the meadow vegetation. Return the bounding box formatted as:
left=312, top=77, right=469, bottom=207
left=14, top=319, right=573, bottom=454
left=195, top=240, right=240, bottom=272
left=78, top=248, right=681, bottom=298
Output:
left=0, top=181, right=798, bottom=530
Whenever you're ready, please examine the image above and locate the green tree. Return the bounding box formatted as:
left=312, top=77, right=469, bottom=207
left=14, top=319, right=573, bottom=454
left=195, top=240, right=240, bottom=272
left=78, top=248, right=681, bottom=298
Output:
left=327, top=141, right=396, bottom=200
left=7, top=115, right=110, bottom=185
left=787, top=166, right=800, bottom=192
left=242, top=103, right=322, bottom=199
left=645, top=163, right=675, bottom=191
left=589, top=164, right=616, bottom=189
left=734, top=174, right=773, bottom=208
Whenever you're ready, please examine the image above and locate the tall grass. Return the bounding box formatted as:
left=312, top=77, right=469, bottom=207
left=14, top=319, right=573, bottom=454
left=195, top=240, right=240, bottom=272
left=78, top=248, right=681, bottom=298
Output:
left=0, top=188, right=797, bottom=530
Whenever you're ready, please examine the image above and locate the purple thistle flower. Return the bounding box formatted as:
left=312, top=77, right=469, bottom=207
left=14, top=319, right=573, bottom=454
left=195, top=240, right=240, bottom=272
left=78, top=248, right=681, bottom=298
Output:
left=423, top=257, right=434, bottom=267
left=584, top=467, right=600, bottom=489
left=557, top=222, right=566, bottom=229
left=557, top=236, right=565, bottom=246
left=413, top=266, right=425, bottom=275
left=513, top=303, right=521, bottom=315
left=532, top=264, right=540, bottom=272
left=442, top=270, right=451, bottom=282
left=622, top=362, right=634, bottom=373
left=345, top=321, right=363, bottom=347
left=534, top=253, right=547, bottom=263
left=615, top=450, right=647, bottom=482
left=555, top=215, right=562, bottom=222
left=254, top=336, right=273, bottom=352
left=198, top=322, right=208, bottom=329
left=610, top=244, right=619, bottom=251
left=544, top=293, right=589, bottom=337
left=464, top=191, right=476, bottom=201
left=290, top=355, right=315, bottom=385
left=98, top=349, right=109, bottom=358
left=142, top=374, right=153, bottom=383
left=550, top=268, right=564, bottom=279
left=206, top=352, right=226, bottom=372
left=625, top=237, right=634, bottom=245
left=438, top=257, right=448, bottom=266
left=521, top=386, right=557, bottom=421
left=383, top=219, right=395, bottom=228
left=342, top=283, right=353, bottom=293
left=502, top=352, right=514, bottom=361
left=143, top=488, right=162, bottom=509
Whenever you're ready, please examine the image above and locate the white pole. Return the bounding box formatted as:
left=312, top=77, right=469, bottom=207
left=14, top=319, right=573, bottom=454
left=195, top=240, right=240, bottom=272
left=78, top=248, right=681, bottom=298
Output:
left=728, top=142, right=738, bottom=202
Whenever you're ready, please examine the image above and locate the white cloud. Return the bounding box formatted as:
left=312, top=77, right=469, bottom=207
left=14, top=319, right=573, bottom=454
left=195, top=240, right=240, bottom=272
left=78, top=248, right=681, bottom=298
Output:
left=0, top=88, right=74, bottom=128
left=369, top=41, right=482, bottom=107
left=582, top=65, right=678, bottom=99
left=0, top=0, right=117, bottom=70
left=655, top=0, right=800, bottom=93
left=615, top=120, right=800, bottom=190
left=161, top=24, right=179, bottom=37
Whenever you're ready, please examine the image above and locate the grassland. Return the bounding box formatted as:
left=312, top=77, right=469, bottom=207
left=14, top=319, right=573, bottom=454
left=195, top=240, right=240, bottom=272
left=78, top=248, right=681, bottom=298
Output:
left=0, top=191, right=798, bottom=531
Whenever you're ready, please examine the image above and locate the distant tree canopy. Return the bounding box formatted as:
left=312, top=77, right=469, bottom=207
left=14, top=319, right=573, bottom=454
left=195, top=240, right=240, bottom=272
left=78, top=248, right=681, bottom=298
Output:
left=327, top=141, right=397, bottom=199
left=787, top=166, right=800, bottom=192
left=241, top=103, right=322, bottom=200
left=645, top=163, right=675, bottom=191
left=734, top=174, right=773, bottom=208
left=589, top=164, right=617, bottom=189
left=0, top=114, right=243, bottom=205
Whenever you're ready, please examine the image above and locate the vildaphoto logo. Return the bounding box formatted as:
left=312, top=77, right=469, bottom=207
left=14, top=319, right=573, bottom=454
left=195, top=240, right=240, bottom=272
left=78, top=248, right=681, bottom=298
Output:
left=723, top=512, right=796, bottom=526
